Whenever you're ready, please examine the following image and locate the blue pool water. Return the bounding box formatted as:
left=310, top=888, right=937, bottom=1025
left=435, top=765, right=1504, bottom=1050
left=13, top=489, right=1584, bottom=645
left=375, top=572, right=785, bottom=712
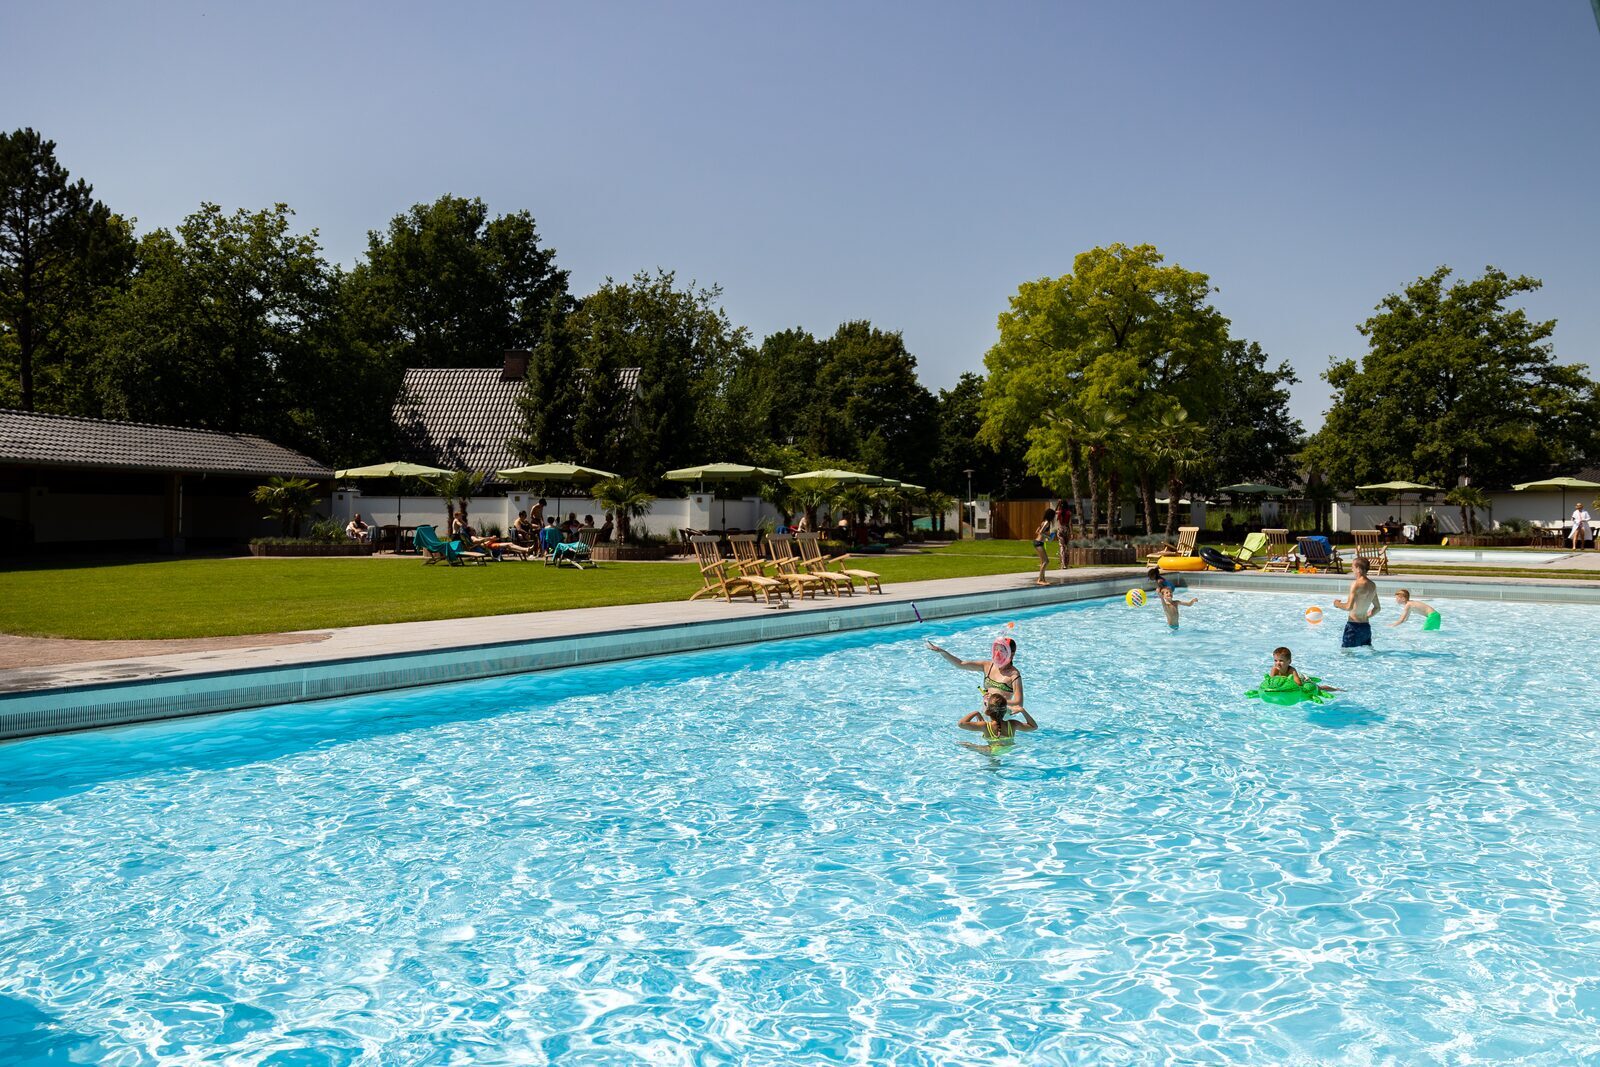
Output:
left=4, top=590, right=1600, bottom=1064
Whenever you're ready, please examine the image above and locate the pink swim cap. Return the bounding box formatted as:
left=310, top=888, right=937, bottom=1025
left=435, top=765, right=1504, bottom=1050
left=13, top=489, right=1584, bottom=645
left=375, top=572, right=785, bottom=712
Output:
left=991, top=636, right=1013, bottom=669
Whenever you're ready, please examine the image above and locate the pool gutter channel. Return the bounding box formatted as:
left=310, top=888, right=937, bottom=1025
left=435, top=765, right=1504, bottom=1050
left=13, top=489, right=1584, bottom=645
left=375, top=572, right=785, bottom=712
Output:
left=8, top=569, right=1599, bottom=742
left=1, top=578, right=1129, bottom=741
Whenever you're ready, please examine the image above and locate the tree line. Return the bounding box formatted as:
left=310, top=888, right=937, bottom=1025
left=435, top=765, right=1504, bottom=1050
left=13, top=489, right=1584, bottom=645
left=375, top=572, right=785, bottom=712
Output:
left=5, top=128, right=1594, bottom=515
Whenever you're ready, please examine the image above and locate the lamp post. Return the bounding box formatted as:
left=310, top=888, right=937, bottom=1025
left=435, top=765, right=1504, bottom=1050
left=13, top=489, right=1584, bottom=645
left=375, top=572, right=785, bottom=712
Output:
left=964, top=468, right=974, bottom=539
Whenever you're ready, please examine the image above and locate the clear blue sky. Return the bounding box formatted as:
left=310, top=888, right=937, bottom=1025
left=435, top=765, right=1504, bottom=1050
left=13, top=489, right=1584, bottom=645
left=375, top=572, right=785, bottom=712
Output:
left=4, top=1, right=1597, bottom=429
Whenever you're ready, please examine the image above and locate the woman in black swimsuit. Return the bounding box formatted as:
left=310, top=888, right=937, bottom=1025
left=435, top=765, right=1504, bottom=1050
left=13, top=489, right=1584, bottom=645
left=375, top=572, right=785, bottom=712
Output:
left=1032, top=507, right=1056, bottom=586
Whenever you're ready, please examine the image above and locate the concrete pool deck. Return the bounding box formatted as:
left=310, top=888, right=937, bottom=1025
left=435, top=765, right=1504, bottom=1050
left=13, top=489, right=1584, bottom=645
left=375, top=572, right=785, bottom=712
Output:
left=6, top=565, right=1600, bottom=742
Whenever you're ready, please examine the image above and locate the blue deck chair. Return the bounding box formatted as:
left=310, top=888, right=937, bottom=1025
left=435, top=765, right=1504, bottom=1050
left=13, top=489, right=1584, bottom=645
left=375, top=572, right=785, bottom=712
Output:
left=414, top=524, right=488, bottom=566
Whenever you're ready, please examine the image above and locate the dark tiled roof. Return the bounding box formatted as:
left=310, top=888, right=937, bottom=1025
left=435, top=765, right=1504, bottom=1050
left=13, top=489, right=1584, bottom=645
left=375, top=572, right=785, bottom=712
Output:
left=0, top=408, right=331, bottom=478
left=394, top=367, right=641, bottom=476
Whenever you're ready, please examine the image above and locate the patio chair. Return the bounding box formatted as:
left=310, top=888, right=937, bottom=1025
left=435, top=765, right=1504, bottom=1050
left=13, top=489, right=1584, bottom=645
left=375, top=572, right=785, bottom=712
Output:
left=545, top=538, right=593, bottom=569
left=414, top=524, right=488, bottom=566
left=727, top=534, right=776, bottom=581
left=769, top=533, right=852, bottom=596
left=1295, top=536, right=1345, bottom=573
left=795, top=531, right=883, bottom=594
left=690, top=535, right=784, bottom=606
left=1259, top=528, right=1297, bottom=573
left=1350, top=529, right=1390, bottom=575
left=764, top=534, right=832, bottom=599
left=1144, top=526, right=1198, bottom=564
left=1218, top=531, right=1269, bottom=568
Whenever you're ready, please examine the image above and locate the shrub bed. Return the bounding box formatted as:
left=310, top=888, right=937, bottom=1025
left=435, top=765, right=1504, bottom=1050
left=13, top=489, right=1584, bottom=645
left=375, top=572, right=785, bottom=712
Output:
left=249, top=541, right=374, bottom=557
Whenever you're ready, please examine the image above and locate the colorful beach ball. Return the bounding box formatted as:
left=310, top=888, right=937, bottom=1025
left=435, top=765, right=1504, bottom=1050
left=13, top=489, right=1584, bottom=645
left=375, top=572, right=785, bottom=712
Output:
left=1304, top=606, right=1323, bottom=625
left=1125, top=589, right=1146, bottom=607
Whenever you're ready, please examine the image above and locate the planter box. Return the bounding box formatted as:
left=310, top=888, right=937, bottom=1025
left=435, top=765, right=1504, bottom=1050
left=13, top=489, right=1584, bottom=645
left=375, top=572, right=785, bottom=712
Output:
left=250, top=543, right=375, bottom=557
left=1443, top=536, right=1531, bottom=547
left=1067, top=546, right=1137, bottom=566
left=590, top=544, right=673, bottom=561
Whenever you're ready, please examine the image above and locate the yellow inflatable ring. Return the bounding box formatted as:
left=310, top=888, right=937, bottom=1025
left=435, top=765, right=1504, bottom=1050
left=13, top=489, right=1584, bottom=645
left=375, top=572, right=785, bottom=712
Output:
left=1157, top=556, right=1207, bottom=572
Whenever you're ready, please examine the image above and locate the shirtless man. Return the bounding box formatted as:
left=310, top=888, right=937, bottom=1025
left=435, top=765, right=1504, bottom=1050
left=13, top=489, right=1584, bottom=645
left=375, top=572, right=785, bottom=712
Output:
left=1333, top=556, right=1380, bottom=648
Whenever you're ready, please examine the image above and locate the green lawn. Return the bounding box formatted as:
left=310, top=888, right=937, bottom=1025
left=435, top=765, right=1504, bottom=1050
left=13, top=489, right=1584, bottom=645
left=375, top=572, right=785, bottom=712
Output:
left=918, top=538, right=1042, bottom=557
left=0, top=551, right=1041, bottom=640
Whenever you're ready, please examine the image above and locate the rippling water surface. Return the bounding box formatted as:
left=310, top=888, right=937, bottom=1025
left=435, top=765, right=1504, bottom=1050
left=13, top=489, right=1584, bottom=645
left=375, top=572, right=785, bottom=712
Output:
left=5, top=590, right=1600, bottom=1064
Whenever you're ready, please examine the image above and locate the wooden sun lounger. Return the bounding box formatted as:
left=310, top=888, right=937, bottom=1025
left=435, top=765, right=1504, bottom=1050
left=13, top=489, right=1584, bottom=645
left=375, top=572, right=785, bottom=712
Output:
left=1259, top=528, right=1296, bottom=572
left=1145, top=526, right=1198, bottom=564
left=765, top=534, right=835, bottom=598
left=690, top=535, right=784, bottom=606
left=795, top=532, right=882, bottom=594
left=1295, top=536, right=1345, bottom=574
left=1350, top=530, right=1390, bottom=575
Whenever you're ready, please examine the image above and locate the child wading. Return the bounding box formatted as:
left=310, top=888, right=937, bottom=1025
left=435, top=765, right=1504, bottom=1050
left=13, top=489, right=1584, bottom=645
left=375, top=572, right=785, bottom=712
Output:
left=1147, top=567, right=1198, bottom=629
left=1389, top=589, right=1441, bottom=630
left=1333, top=556, right=1380, bottom=647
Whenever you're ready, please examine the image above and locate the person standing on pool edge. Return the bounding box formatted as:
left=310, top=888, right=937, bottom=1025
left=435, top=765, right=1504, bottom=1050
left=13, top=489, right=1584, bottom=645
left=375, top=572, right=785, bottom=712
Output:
left=927, top=635, right=1025, bottom=715
left=1333, top=556, right=1381, bottom=647
left=1032, top=508, right=1056, bottom=586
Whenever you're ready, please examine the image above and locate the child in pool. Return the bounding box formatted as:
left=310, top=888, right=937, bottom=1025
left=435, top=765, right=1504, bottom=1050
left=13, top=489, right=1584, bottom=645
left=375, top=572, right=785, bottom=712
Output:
left=959, top=692, right=1038, bottom=744
left=1388, top=589, right=1441, bottom=630
left=1146, top=566, right=1198, bottom=628
left=1269, top=646, right=1339, bottom=693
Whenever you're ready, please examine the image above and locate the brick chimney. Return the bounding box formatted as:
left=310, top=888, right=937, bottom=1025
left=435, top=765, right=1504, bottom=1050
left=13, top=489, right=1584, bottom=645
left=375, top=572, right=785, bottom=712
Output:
left=502, top=350, right=531, bottom=381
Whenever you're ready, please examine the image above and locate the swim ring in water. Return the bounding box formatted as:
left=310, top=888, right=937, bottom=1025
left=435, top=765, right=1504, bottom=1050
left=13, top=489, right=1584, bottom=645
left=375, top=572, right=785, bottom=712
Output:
left=1246, top=673, right=1329, bottom=705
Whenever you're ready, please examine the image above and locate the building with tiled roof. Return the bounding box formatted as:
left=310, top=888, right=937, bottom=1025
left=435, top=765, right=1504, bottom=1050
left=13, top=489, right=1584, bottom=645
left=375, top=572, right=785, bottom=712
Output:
left=0, top=408, right=331, bottom=551
left=0, top=409, right=331, bottom=479
left=393, top=352, right=640, bottom=478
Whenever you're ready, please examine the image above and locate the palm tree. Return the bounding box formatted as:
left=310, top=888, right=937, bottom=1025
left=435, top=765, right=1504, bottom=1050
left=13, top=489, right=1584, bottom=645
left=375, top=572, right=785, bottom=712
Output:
left=924, top=490, right=957, bottom=532
left=1444, top=485, right=1489, bottom=535
left=252, top=477, right=320, bottom=538
left=434, top=470, right=481, bottom=531
left=1148, top=407, right=1208, bottom=541
left=1059, top=408, right=1125, bottom=537
left=592, top=478, right=655, bottom=543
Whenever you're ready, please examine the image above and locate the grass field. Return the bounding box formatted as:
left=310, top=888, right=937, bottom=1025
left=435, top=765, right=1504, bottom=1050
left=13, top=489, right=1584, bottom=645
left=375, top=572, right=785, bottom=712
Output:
left=0, top=548, right=1043, bottom=640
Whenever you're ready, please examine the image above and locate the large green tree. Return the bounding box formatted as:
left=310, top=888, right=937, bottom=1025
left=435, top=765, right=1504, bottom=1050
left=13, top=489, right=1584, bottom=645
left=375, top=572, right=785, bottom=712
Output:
left=810, top=321, right=936, bottom=482
left=0, top=128, right=135, bottom=411
left=90, top=203, right=387, bottom=463
left=931, top=372, right=1032, bottom=498
left=513, top=270, right=749, bottom=480
left=980, top=244, right=1233, bottom=532
left=1208, top=340, right=1304, bottom=489
left=1302, top=266, right=1598, bottom=489
left=344, top=194, right=570, bottom=369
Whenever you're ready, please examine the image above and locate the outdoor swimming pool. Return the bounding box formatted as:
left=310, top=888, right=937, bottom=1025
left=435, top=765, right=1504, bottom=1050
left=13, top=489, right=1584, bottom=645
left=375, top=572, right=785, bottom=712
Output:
left=4, top=590, right=1600, bottom=1063
left=1385, top=547, right=1578, bottom=568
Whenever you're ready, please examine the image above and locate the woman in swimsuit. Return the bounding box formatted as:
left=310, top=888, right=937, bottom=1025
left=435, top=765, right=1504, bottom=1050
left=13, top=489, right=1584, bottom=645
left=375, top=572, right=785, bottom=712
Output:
left=1032, top=507, right=1056, bottom=586
left=926, top=636, right=1025, bottom=714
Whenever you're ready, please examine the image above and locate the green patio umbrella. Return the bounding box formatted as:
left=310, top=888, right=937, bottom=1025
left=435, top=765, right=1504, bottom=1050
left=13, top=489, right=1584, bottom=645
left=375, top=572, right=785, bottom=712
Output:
left=664, top=462, right=783, bottom=529
left=496, top=462, right=619, bottom=527
left=334, top=460, right=455, bottom=531
left=1355, top=481, right=1442, bottom=525
left=1512, top=476, right=1600, bottom=533
left=783, top=468, right=885, bottom=489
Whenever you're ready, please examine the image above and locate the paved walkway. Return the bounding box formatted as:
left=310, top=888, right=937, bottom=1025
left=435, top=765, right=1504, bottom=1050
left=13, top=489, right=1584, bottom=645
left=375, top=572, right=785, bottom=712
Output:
left=0, top=568, right=1130, bottom=696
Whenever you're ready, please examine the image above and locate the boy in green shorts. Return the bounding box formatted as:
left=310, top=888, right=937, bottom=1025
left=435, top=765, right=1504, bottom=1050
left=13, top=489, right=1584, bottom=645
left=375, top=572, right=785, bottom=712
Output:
left=1389, top=589, right=1441, bottom=630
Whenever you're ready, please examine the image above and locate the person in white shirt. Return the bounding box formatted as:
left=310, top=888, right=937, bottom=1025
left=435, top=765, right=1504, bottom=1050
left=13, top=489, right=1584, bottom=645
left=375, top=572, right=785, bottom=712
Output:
left=345, top=513, right=370, bottom=542
left=1573, top=504, right=1592, bottom=551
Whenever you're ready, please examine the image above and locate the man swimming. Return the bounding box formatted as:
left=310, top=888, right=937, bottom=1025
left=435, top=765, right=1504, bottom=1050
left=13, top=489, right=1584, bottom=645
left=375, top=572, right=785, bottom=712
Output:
left=1333, top=556, right=1380, bottom=647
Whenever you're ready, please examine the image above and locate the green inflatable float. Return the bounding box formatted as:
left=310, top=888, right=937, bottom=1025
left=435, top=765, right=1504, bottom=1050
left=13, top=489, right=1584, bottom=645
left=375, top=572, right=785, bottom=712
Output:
left=1246, top=673, right=1329, bottom=705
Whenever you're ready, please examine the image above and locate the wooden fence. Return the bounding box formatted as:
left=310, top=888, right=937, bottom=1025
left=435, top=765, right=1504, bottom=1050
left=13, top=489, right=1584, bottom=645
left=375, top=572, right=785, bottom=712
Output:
left=989, top=499, right=1056, bottom=540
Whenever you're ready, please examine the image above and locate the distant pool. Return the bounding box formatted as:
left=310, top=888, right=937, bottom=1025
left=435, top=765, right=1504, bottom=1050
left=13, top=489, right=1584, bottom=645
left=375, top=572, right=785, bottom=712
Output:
left=1386, top=547, right=1575, bottom=567
left=4, top=591, right=1600, bottom=1063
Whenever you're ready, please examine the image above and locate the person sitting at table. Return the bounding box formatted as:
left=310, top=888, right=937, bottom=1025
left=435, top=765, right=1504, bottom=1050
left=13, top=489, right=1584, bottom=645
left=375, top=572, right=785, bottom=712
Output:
left=583, top=514, right=596, bottom=530
left=597, top=511, right=614, bottom=542
left=345, top=513, right=370, bottom=542
left=541, top=517, right=563, bottom=555
left=564, top=512, right=580, bottom=538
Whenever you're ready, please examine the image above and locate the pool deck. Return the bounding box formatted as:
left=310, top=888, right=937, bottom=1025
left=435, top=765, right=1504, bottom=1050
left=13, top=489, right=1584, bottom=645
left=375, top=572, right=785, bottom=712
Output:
left=6, top=565, right=1600, bottom=742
